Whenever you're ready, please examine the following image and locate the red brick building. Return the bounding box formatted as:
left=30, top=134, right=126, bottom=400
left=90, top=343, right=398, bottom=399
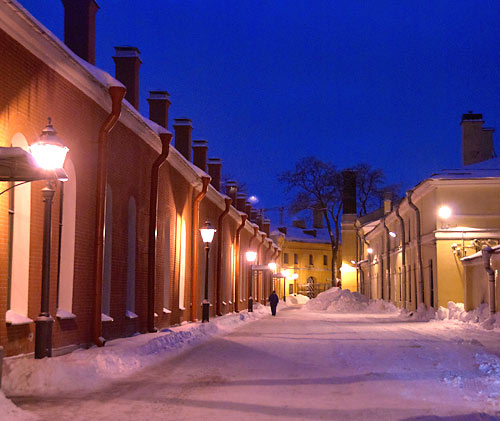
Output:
left=0, top=0, right=278, bottom=358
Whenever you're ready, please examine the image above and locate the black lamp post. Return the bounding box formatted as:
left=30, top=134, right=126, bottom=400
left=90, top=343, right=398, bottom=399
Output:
left=30, top=118, right=69, bottom=359
left=200, top=221, right=216, bottom=322
left=246, top=251, right=257, bottom=312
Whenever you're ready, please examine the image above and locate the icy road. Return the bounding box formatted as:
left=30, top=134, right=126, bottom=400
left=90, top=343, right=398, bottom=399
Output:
left=8, top=304, right=500, bottom=420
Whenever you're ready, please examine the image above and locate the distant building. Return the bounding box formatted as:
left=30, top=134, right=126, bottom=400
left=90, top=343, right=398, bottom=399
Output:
left=342, top=113, right=500, bottom=311
left=271, top=212, right=335, bottom=299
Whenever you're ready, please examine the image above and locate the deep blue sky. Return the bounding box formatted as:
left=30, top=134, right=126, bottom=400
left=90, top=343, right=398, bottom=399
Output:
left=18, top=0, right=500, bottom=223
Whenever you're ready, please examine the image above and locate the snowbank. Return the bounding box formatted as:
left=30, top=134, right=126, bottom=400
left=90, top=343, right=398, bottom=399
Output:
left=303, top=287, right=398, bottom=313
left=0, top=390, right=39, bottom=420
left=286, top=294, right=310, bottom=305
left=3, top=306, right=269, bottom=397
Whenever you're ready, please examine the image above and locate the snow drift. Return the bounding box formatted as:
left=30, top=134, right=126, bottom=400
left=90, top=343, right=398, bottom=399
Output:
left=303, top=287, right=398, bottom=313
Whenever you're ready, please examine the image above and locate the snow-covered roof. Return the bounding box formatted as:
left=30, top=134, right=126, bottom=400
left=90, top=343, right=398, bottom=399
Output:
left=271, top=226, right=331, bottom=244
left=430, top=158, right=500, bottom=180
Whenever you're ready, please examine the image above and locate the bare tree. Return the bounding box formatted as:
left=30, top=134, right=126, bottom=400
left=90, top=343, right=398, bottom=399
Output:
left=278, top=157, right=342, bottom=283
left=354, top=163, right=400, bottom=217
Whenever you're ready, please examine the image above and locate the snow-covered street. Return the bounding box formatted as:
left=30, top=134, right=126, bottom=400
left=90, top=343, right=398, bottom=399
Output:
left=4, top=290, right=500, bottom=420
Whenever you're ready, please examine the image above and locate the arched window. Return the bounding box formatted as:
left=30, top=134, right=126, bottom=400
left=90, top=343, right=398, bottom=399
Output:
left=102, top=184, right=113, bottom=319
left=126, top=197, right=137, bottom=318
left=57, top=158, right=76, bottom=318
left=6, top=133, right=32, bottom=324
left=163, top=220, right=171, bottom=313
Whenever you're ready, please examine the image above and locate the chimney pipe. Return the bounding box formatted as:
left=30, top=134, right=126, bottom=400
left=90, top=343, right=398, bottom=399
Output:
left=113, top=46, right=141, bottom=109
left=342, top=170, right=357, bottom=215
left=384, top=191, right=392, bottom=214
left=62, top=0, right=99, bottom=64
left=207, top=158, right=222, bottom=191
left=262, top=218, right=271, bottom=237
left=147, top=91, right=171, bottom=129
left=236, top=193, right=247, bottom=212
left=192, top=140, right=208, bottom=172
left=173, top=118, right=193, bottom=161
left=225, top=180, right=238, bottom=204
left=313, top=204, right=324, bottom=229
left=245, top=201, right=252, bottom=217
left=461, top=111, right=495, bottom=166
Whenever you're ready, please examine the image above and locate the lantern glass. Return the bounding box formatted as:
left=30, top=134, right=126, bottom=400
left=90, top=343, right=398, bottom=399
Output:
left=246, top=251, right=257, bottom=262
left=200, top=221, right=216, bottom=244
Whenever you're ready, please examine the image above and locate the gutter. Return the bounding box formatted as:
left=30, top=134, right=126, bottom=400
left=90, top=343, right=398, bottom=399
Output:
left=216, top=197, right=232, bottom=316
left=147, top=132, right=172, bottom=332
left=395, top=205, right=407, bottom=309
left=190, top=176, right=211, bottom=322
left=234, top=214, right=248, bottom=312
left=93, top=86, right=126, bottom=347
left=407, top=189, right=424, bottom=307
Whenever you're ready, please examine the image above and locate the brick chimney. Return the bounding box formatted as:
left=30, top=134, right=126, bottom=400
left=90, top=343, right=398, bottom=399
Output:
left=62, top=0, right=99, bottom=64
left=113, top=46, right=141, bottom=109
left=147, top=91, right=170, bottom=129
left=192, top=140, right=208, bottom=172
left=225, top=180, right=238, bottom=204
left=245, top=201, right=252, bottom=217
left=236, top=193, right=247, bottom=212
left=262, top=218, right=271, bottom=237
left=207, top=158, right=222, bottom=191
left=313, top=204, right=324, bottom=229
left=173, top=118, right=192, bottom=161
left=341, top=170, right=357, bottom=215
left=384, top=191, right=392, bottom=214
left=461, top=111, right=495, bottom=166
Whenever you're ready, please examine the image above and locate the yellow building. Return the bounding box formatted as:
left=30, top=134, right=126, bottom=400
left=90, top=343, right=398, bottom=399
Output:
left=344, top=113, right=500, bottom=310
left=271, top=220, right=334, bottom=299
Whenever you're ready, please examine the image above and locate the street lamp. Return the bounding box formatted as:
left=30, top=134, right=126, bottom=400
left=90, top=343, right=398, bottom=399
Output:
left=200, top=221, right=216, bottom=322
left=30, top=118, right=69, bottom=359
left=246, top=250, right=257, bottom=312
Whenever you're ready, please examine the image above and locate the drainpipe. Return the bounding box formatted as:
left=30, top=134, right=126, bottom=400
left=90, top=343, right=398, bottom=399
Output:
left=257, top=233, right=267, bottom=303
left=93, top=86, right=126, bottom=347
left=190, top=176, right=211, bottom=322
left=482, top=246, right=496, bottom=316
left=407, top=189, right=424, bottom=307
left=234, top=214, right=247, bottom=313
left=216, top=197, right=232, bottom=316
left=383, top=216, right=391, bottom=302
left=147, top=132, right=172, bottom=332
left=395, top=205, right=407, bottom=309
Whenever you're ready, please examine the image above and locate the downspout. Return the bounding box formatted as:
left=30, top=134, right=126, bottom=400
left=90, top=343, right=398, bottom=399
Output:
left=395, top=205, right=407, bottom=309
left=234, top=214, right=248, bottom=312
left=147, top=132, right=172, bottom=332
left=93, top=86, right=126, bottom=347
left=482, top=246, right=496, bottom=316
left=257, top=233, right=267, bottom=303
left=407, top=189, right=424, bottom=307
left=190, top=176, right=211, bottom=322
left=216, top=197, right=232, bottom=316
left=383, top=216, right=391, bottom=302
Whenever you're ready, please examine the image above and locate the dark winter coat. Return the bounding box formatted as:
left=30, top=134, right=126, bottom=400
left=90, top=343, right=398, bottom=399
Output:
left=268, top=292, right=279, bottom=307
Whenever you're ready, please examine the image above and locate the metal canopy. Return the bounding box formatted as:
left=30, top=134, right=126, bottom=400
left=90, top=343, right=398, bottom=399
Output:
left=0, top=147, right=67, bottom=182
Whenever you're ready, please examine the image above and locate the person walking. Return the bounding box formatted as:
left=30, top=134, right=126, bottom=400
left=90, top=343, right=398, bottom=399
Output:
left=269, top=290, right=279, bottom=316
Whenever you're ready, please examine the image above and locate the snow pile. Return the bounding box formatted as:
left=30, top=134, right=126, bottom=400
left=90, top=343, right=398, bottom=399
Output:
left=433, top=302, right=500, bottom=330
left=303, top=287, right=398, bottom=313
left=3, top=306, right=269, bottom=397
left=0, top=390, right=38, bottom=421
left=405, top=303, right=437, bottom=321
left=286, top=294, right=310, bottom=305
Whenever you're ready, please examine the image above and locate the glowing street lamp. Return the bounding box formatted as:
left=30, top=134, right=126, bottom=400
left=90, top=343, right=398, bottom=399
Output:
left=200, top=221, right=216, bottom=322
left=30, top=118, right=69, bottom=359
left=246, top=251, right=257, bottom=312
left=438, top=205, right=452, bottom=220
left=268, top=262, right=277, bottom=272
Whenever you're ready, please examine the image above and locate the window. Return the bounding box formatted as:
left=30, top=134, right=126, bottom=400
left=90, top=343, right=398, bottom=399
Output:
left=126, top=197, right=137, bottom=316
left=57, top=159, right=76, bottom=317
left=323, top=255, right=328, bottom=266
left=309, top=254, right=313, bottom=266
left=102, top=185, right=113, bottom=317
left=294, top=253, right=298, bottom=264
left=7, top=133, right=31, bottom=321
left=284, top=253, right=289, bottom=264
left=163, top=220, right=171, bottom=312
left=177, top=215, right=187, bottom=310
